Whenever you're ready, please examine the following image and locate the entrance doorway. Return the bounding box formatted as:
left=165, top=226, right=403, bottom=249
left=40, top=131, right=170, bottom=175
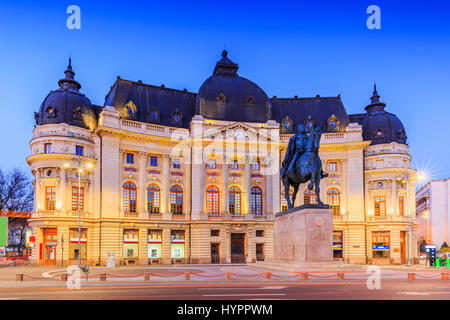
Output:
left=211, top=243, right=220, bottom=264
left=256, top=243, right=264, bottom=261
left=43, top=228, right=58, bottom=266
left=231, top=233, right=245, bottom=263
left=400, top=231, right=407, bottom=264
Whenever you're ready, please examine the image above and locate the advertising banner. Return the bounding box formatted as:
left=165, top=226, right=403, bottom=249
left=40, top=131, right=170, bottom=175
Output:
left=0, top=217, right=7, bottom=247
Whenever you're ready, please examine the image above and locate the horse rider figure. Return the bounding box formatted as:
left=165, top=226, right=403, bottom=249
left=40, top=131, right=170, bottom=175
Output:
left=281, top=124, right=308, bottom=177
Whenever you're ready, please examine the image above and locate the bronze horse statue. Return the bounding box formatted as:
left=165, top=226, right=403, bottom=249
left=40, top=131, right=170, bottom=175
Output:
left=281, top=125, right=327, bottom=209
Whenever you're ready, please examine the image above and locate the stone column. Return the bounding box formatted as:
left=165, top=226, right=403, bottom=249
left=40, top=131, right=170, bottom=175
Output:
left=265, top=159, right=273, bottom=215
left=138, top=152, right=147, bottom=213
left=161, top=155, right=170, bottom=213
left=183, top=155, right=191, bottom=215
left=35, top=170, right=41, bottom=211
left=200, top=161, right=206, bottom=215
left=392, top=179, right=397, bottom=216
left=60, top=168, right=66, bottom=213
left=244, top=159, right=251, bottom=215
left=221, top=156, right=229, bottom=214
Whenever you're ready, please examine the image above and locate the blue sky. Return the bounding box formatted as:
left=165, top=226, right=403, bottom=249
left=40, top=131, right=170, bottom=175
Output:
left=0, top=0, right=449, bottom=182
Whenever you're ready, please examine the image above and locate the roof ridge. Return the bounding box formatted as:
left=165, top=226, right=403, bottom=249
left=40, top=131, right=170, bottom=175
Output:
left=116, top=77, right=197, bottom=95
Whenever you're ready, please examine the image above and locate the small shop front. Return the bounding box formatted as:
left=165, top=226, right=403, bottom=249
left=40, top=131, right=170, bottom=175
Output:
left=148, top=229, right=162, bottom=264
left=123, top=229, right=139, bottom=265
left=43, top=228, right=58, bottom=266
left=170, top=230, right=185, bottom=263
left=372, top=231, right=391, bottom=264
left=69, top=228, right=87, bottom=265
left=333, top=230, right=343, bottom=260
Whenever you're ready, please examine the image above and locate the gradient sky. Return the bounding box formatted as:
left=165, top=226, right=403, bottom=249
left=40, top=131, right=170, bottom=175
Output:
left=0, top=0, right=449, bottom=184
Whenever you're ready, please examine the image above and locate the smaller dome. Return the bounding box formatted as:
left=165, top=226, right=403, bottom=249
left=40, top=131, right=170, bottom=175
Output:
left=35, top=58, right=97, bottom=130
left=361, top=85, right=407, bottom=145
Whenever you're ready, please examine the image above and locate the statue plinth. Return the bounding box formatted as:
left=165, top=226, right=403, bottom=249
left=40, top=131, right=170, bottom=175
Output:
left=274, top=204, right=333, bottom=262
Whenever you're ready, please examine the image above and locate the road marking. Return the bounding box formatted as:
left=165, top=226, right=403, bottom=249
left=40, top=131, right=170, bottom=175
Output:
left=397, top=291, right=450, bottom=296
left=0, top=298, right=19, bottom=300
left=202, top=293, right=286, bottom=297
left=260, top=286, right=287, bottom=290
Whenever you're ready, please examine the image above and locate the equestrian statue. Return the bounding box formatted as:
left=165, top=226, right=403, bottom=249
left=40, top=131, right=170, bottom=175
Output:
left=280, top=123, right=328, bottom=209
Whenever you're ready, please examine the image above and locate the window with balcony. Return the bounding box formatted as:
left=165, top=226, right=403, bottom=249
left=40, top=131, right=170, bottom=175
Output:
left=71, top=187, right=84, bottom=212
left=374, top=195, right=386, bottom=216
left=123, top=181, right=137, bottom=213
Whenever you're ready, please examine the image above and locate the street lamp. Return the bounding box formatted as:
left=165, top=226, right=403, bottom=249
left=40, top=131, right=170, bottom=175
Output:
left=64, top=157, right=93, bottom=268
left=400, top=169, right=426, bottom=267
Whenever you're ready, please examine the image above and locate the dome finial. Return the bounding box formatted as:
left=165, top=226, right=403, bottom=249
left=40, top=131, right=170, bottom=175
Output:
left=370, top=82, right=380, bottom=104
left=58, top=57, right=81, bottom=91
left=365, top=83, right=386, bottom=112
left=222, top=49, right=228, bottom=58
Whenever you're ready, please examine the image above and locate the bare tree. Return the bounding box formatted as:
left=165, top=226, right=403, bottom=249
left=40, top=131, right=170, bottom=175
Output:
left=0, top=168, right=34, bottom=254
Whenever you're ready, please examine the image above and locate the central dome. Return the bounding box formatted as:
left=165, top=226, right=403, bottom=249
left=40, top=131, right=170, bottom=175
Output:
left=196, top=51, right=271, bottom=123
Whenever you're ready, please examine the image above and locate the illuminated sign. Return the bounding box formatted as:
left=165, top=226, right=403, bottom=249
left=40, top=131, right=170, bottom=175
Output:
left=0, top=218, right=7, bottom=247
left=372, top=245, right=390, bottom=250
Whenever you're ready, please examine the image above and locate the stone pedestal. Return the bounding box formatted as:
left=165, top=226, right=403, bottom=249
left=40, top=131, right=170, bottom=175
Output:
left=274, top=204, right=333, bottom=262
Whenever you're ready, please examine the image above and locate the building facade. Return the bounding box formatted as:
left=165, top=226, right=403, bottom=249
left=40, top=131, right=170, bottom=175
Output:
left=27, top=51, right=418, bottom=266
left=416, top=179, right=450, bottom=250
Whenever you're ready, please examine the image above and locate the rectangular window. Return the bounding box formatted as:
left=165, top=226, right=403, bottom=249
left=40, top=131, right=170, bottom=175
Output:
left=399, top=195, right=405, bottom=216
left=69, top=228, right=87, bottom=260
left=150, top=156, right=158, bottom=167
left=374, top=195, right=386, bottom=216
left=329, top=162, right=337, bottom=172
left=173, top=159, right=181, bottom=169
left=171, top=230, right=185, bottom=258
left=256, top=230, right=264, bottom=237
left=333, top=230, right=343, bottom=260
left=44, top=143, right=52, bottom=154
left=45, top=186, right=56, bottom=210
left=372, top=231, right=390, bottom=258
left=75, top=145, right=84, bottom=156
left=126, top=153, right=134, bottom=164
left=148, top=229, right=162, bottom=258
left=71, top=187, right=84, bottom=212
left=252, top=161, right=260, bottom=171
left=211, top=230, right=219, bottom=237
left=209, top=159, right=216, bottom=169
left=231, top=160, right=238, bottom=170
left=123, top=229, right=139, bottom=259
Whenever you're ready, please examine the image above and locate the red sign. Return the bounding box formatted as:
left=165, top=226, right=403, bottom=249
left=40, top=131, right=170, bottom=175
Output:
left=29, top=236, right=35, bottom=242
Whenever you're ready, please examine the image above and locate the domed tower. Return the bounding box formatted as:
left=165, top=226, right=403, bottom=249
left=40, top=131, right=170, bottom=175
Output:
left=27, top=59, right=97, bottom=266
left=362, top=85, right=418, bottom=264
left=196, top=50, right=271, bottom=123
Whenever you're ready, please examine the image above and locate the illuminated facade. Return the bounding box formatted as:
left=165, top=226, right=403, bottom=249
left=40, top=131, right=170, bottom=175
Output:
left=27, top=52, right=418, bottom=266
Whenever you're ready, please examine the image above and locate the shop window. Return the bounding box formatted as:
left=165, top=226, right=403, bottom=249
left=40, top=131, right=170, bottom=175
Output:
left=44, top=143, right=52, bottom=154
left=256, top=230, right=264, bottom=237
left=209, top=159, right=216, bottom=169
left=75, top=145, right=84, bottom=156
left=304, top=189, right=317, bottom=205
left=71, top=187, right=84, bottom=212
left=69, top=228, right=87, bottom=260
left=123, top=229, right=139, bottom=259
left=211, top=230, right=220, bottom=237
left=45, top=186, right=56, bottom=210
left=126, top=153, right=134, bottom=164
left=333, top=231, right=343, bottom=260
left=170, top=185, right=183, bottom=214
left=228, top=186, right=241, bottom=215
left=399, top=195, right=405, bottom=216
left=123, top=181, right=137, bottom=213
left=171, top=230, right=185, bottom=259
left=374, top=195, right=386, bottom=216
left=251, top=186, right=263, bottom=216
left=327, top=188, right=340, bottom=216
left=148, top=230, right=162, bottom=259
left=206, top=185, right=219, bottom=215
left=147, top=184, right=160, bottom=214
left=372, top=231, right=390, bottom=258
left=150, top=156, right=158, bottom=167
left=329, top=162, right=337, bottom=172
left=281, top=188, right=294, bottom=211
left=173, top=159, right=181, bottom=169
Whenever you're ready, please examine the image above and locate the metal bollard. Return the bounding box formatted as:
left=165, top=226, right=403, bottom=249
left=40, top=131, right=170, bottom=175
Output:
left=225, top=272, right=231, bottom=280
left=184, top=272, right=190, bottom=280
left=61, top=273, right=68, bottom=281
left=337, top=272, right=345, bottom=280
left=264, top=272, right=271, bottom=280
left=301, top=272, right=309, bottom=280
left=442, top=273, right=449, bottom=280
left=100, top=273, right=107, bottom=281
left=144, top=273, right=150, bottom=281
left=407, top=272, right=416, bottom=280
left=16, top=274, right=23, bottom=282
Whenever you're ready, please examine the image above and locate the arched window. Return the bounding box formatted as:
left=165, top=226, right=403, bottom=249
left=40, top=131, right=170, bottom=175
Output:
left=281, top=188, right=294, bottom=211
left=228, top=186, right=241, bottom=215
left=170, top=185, right=183, bottom=214
left=327, top=188, right=340, bottom=216
left=251, top=187, right=263, bottom=215
left=304, top=189, right=317, bottom=205
left=123, top=181, right=137, bottom=213
left=206, top=185, right=219, bottom=215
left=147, top=184, right=160, bottom=214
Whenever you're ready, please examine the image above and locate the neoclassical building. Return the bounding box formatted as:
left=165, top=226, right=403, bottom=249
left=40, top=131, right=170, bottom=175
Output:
left=27, top=51, right=419, bottom=266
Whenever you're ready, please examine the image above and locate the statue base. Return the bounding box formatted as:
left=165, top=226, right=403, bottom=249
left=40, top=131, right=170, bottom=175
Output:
left=273, top=204, right=333, bottom=262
